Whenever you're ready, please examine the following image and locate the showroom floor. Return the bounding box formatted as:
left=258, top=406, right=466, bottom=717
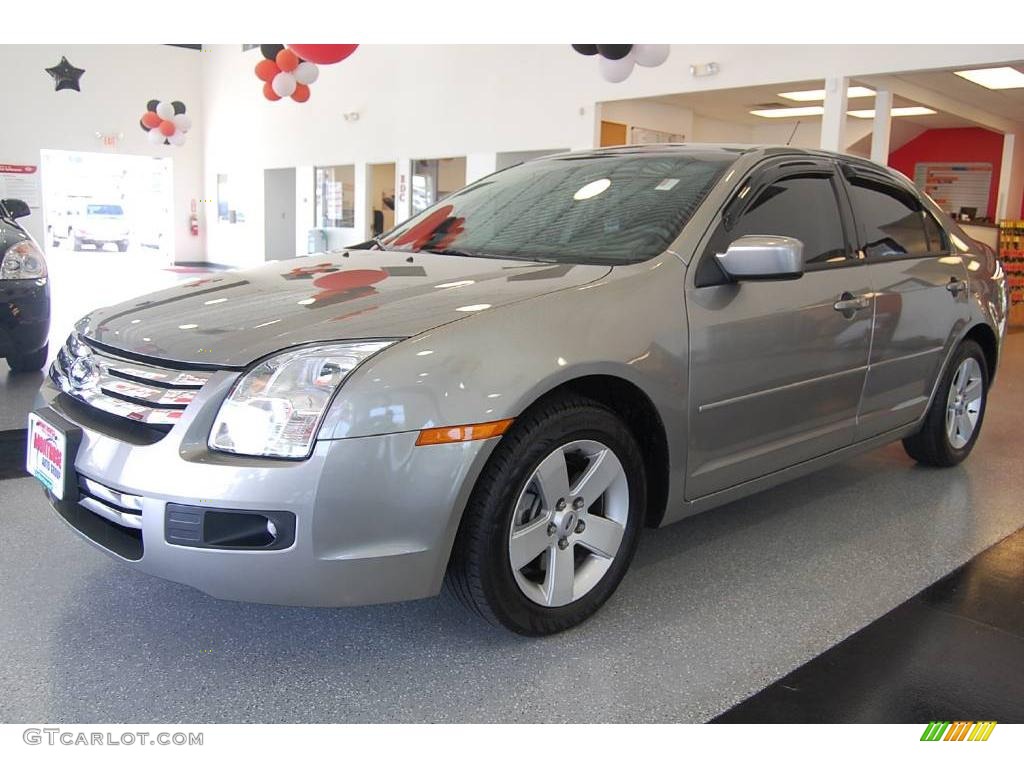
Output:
left=0, top=335, right=1021, bottom=723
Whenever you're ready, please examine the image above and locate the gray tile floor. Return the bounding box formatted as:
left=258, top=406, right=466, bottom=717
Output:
left=1, top=335, right=1022, bottom=723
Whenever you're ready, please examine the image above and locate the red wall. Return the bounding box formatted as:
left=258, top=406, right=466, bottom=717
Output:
left=888, top=126, right=1005, bottom=220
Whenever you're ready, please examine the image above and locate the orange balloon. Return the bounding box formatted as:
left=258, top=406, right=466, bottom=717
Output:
left=276, top=48, right=299, bottom=73
left=255, top=58, right=280, bottom=82
left=158, top=120, right=176, bottom=137
left=141, top=111, right=161, bottom=129
left=291, top=83, right=310, bottom=103
left=263, top=81, right=281, bottom=101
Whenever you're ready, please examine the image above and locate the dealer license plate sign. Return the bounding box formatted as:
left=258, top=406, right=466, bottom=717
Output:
left=27, top=412, right=68, bottom=500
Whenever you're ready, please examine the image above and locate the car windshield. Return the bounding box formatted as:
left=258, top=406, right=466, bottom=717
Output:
left=381, top=152, right=735, bottom=264
left=87, top=204, right=124, bottom=216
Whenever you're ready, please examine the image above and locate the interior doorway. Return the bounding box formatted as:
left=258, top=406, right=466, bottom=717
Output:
left=410, top=157, right=466, bottom=215
left=264, top=167, right=297, bottom=261
left=369, top=162, right=396, bottom=236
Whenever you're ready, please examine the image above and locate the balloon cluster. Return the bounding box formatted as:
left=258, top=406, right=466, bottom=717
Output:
left=139, top=100, right=191, bottom=146
left=571, top=44, right=670, bottom=83
left=255, top=44, right=359, bottom=103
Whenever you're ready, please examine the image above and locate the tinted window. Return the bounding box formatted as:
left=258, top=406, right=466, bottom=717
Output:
left=711, top=174, right=848, bottom=267
left=381, top=153, right=733, bottom=265
left=923, top=211, right=948, bottom=253
left=848, top=179, right=930, bottom=259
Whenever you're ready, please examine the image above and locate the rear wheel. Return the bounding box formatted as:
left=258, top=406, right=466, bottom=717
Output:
left=903, top=339, right=988, bottom=467
left=446, top=395, right=645, bottom=636
left=117, top=240, right=129, bottom=252
left=6, top=344, right=48, bottom=373
left=73, top=236, right=83, bottom=251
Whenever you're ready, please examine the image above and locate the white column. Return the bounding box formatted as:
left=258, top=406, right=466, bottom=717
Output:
left=996, top=133, right=1024, bottom=222
left=870, top=89, right=893, bottom=165
left=352, top=162, right=370, bottom=243
left=465, top=153, right=498, bottom=184
left=819, top=76, right=849, bottom=153
left=394, top=157, right=412, bottom=225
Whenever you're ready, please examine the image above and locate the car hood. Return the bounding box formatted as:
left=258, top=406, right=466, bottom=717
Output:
left=80, top=249, right=611, bottom=367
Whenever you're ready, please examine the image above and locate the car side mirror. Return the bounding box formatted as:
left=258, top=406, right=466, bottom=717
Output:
left=716, top=235, right=804, bottom=281
left=1, top=198, right=31, bottom=220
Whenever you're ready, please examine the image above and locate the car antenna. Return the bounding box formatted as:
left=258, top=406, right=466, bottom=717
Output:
left=786, top=121, right=801, bottom=146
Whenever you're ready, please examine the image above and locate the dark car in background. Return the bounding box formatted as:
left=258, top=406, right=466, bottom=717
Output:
left=0, top=198, right=50, bottom=371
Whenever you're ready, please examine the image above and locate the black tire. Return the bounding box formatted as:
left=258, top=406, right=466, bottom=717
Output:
left=903, top=339, right=988, bottom=467
left=446, top=394, right=646, bottom=636
left=73, top=236, right=83, bottom=251
left=6, top=343, right=48, bottom=373
left=117, top=241, right=128, bottom=252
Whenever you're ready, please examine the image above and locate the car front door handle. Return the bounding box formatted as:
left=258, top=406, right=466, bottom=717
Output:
left=833, top=292, right=870, bottom=315
left=946, top=277, right=967, bottom=297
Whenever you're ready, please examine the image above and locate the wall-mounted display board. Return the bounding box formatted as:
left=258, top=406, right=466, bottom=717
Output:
left=999, top=219, right=1024, bottom=326
left=914, top=162, right=992, bottom=218
left=630, top=126, right=686, bottom=145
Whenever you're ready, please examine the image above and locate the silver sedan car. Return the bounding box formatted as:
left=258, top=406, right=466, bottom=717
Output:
left=30, top=145, right=1007, bottom=635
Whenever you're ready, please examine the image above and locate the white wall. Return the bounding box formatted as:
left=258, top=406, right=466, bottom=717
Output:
left=200, top=43, right=1024, bottom=266
left=599, top=100, right=694, bottom=140
left=0, top=45, right=205, bottom=263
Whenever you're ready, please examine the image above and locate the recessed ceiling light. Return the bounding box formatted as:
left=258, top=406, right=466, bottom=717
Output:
left=777, top=86, right=875, bottom=101
left=847, top=106, right=937, bottom=118
left=749, top=106, right=824, bottom=118
left=954, top=66, right=1024, bottom=90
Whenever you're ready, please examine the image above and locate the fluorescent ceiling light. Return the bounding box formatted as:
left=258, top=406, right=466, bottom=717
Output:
left=954, top=66, right=1024, bottom=90
left=777, top=86, right=875, bottom=101
left=848, top=106, right=937, bottom=118
left=749, top=106, right=824, bottom=118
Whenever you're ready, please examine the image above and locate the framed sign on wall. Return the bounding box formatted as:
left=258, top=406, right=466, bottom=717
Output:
left=913, top=162, right=992, bottom=219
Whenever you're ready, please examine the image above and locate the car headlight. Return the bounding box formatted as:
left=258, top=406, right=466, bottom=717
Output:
left=209, top=341, right=397, bottom=459
left=1, top=240, right=47, bottom=280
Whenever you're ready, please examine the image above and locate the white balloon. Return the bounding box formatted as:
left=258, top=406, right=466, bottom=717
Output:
left=598, top=54, right=635, bottom=83
left=172, top=113, right=192, bottom=133
left=633, top=44, right=670, bottom=68
left=293, top=61, right=319, bottom=85
left=168, top=130, right=187, bottom=147
left=272, top=71, right=297, bottom=98
left=147, top=127, right=166, bottom=145
left=155, top=101, right=175, bottom=120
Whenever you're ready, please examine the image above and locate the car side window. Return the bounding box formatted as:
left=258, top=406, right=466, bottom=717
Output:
left=848, top=177, right=934, bottom=259
left=923, top=210, right=949, bottom=253
left=708, top=174, right=848, bottom=267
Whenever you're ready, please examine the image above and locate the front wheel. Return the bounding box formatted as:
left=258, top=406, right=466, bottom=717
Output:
left=6, top=344, right=48, bottom=373
left=903, top=339, right=988, bottom=467
left=446, top=395, right=645, bottom=636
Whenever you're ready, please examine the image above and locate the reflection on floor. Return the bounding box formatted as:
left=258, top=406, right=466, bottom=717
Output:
left=0, top=335, right=1020, bottom=723
left=714, top=527, right=1024, bottom=723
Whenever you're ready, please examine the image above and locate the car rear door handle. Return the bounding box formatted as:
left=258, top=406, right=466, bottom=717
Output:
left=833, top=292, right=870, bottom=314
left=946, top=277, right=967, bottom=297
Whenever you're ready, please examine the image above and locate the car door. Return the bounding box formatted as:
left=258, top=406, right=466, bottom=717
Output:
left=841, top=165, right=972, bottom=439
left=685, top=159, right=874, bottom=499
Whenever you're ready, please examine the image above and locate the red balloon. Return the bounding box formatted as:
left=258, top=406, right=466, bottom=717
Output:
left=291, top=83, right=310, bottom=103
left=262, top=81, right=281, bottom=101
left=158, top=120, right=176, bottom=137
left=255, top=58, right=280, bottom=82
left=141, top=111, right=161, bottom=129
left=285, top=44, right=358, bottom=65
left=276, top=48, right=299, bottom=73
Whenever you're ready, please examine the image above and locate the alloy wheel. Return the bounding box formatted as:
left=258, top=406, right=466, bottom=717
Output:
left=945, top=357, right=984, bottom=450
left=507, top=439, right=629, bottom=607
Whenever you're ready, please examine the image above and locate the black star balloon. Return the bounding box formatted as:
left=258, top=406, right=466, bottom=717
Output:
left=45, top=56, right=85, bottom=92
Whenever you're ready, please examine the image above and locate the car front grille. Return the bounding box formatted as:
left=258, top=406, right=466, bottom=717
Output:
left=50, top=334, right=216, bottom=430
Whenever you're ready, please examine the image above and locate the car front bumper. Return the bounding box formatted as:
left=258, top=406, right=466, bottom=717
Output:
left=36, top=378, right=494, bottom=607
left=0, top=278, right=50, bottom=358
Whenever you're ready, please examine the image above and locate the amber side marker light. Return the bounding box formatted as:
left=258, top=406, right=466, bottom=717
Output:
left=416, top=418, right=514, bottom=446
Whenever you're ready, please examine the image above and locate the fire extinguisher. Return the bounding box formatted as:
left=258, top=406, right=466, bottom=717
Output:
left=189, top=199, right=199, bottom=236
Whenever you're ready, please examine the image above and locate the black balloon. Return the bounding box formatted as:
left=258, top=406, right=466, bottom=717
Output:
left=596, top=44, right=633, bottom=61
left=260, top=44, right=285, bottom=60
left=571, top=44, right=599, bottom=56
left=171, top=101, right=186, bottom=115
left=44, top=56, right=85, bottom=92
left=146, top=99, right=159, bottom=112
